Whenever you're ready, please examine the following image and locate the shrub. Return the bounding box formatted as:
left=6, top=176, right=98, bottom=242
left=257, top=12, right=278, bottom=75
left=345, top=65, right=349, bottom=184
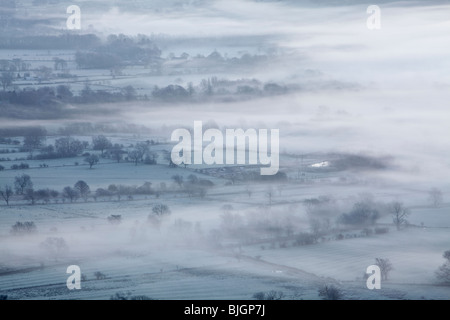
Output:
left=94, top=271, right=106, bottom=280
left=318, top=285, right=343, bottom=300
left=130, top=295, right=154, bottom=300
left=11, top=221, right=37, bottom=235
left=361, top=228, right=373, bottom=236
left=0, top=295, right=7, bottom=300
left=19, top=163, right=29, bottom=169
left=107, top=215, right=122, bottom=224
left=294, top=232, right=317, bottom=246
left=252, top=290, right=284, bottom=300
left=110, top=292, right=154, bottom=300
left=374, top=227, right=389, bottom=234
left=0, top=165, right=4, bottom=171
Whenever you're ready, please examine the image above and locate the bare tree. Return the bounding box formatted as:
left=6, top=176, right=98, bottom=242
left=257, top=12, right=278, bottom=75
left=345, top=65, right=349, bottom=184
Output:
left=0, top=72, right=13, bottom=91
left=40, top=237, right=68, bottom=261
left=92, top=135, right=112, bottom=156
left=14, top=174, right=33, bottom=195
left=428, top=188, right=443, bottom=208
left=152, top=204, right=171, bottom=216
left=62, top=186, right=79, bottom=203
left=74, top=181, right=90, bottom=202
left=23, top=127, right=47, bottom=159
left=375, top=258, right=393, bottom=281
left=265, top=186, right=274, bottom=207
left=171, top=174, right=184, bottom=188
left=110, top=147, right=124, bottom=163
left=84, top=154, right=99, bottom=169
left=245, top=185, right=252, bottom=198
left=24, top=188, right=36, bottom=205
left=128, top=142, right=149, bottom=166
left=52, top=57, right=68, bottom=71
left=390, top=201, right=410, bottom=230
left=0, top=185, right=13, bottom=205
left=435, top=250, right=450, bottom=285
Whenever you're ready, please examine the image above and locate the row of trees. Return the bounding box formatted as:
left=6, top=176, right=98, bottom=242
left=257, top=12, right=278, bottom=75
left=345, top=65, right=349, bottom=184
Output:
left=0, top=175, right=92, bottom=205
left=0, top=173, right=213, bottom=206
left=20, top=134, right=158, bottom=168
left=0, top=84, right=139, bottom=106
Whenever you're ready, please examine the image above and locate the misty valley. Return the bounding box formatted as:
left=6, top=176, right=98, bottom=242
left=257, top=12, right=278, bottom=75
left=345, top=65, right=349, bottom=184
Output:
left=0, top=0, right=449, bottom=301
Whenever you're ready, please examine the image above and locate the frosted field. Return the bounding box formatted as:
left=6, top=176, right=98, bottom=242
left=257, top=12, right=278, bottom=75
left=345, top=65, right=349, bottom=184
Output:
left=0, top=159, right=449, bottom=300
left=1, top=0, right=450, bottom=300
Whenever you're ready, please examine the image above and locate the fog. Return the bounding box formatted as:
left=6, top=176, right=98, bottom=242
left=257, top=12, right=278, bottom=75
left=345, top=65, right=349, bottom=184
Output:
left=0, top=0, right=449, bottom=300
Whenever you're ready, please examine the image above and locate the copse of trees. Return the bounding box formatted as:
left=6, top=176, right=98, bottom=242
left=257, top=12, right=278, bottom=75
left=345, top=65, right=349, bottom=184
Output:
left=55, top=137, right=84, bottom=157
left=10, top=221, right=37, bottom=235
left=75, top=34, right=161, bottom=70
left=338, top=201, right=380, bottom=227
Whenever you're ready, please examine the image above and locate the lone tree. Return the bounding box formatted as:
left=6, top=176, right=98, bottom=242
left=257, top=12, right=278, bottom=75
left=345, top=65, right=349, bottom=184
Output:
left=74, top=180, right=90, bottom=202
left=84, top=154, right=99, bottom=169
left=375, top=258, right=393, bottom=281
left=23, top=127, right=47, bottom=159
left=24, top=188, right=36, bottom=205
left=0, top=185, right=13, bottom=205
left=435, top=250, right=450, bottom=285
left=110, top=147, right=124, bottom=163
left=152, top=204, right=171, bottom=216
left=14, top=174, right=33, bottom=195
left=40, top=237, right=68, bottom=261
left=62, top=186, right=79, bottom=203
left=265, top=186, right=275, bottom=206
left=128, top=142, right=149, bottom=166
left=92, top=135, right=112, bottom=156
left=1, top=72, right=13, bottom=91
left=390, top=201, right=410, bottom=230
left=428, top=188, right=443, bottom=208
left=171, top=174, right=184, bottom=188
